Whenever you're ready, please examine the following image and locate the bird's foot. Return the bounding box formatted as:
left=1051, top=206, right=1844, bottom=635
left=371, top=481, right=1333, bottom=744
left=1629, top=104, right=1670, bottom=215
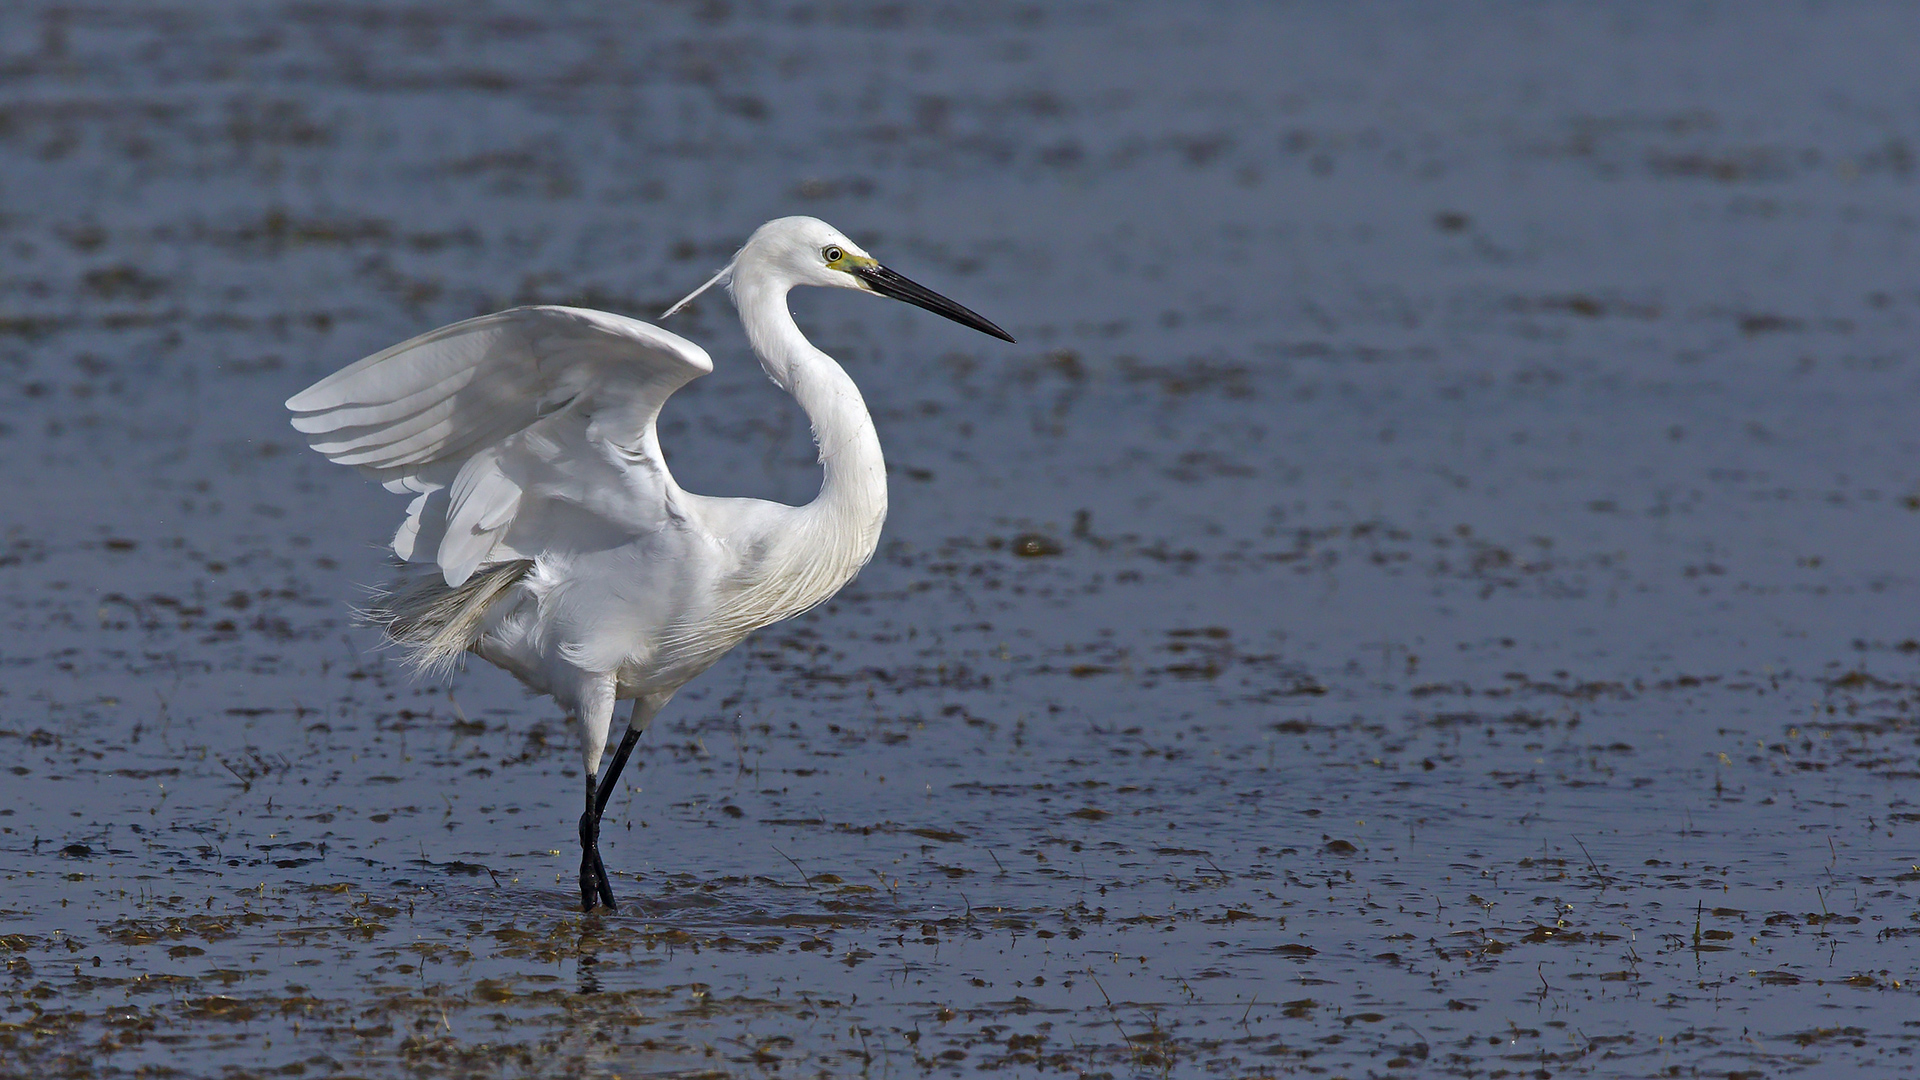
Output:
left=578, top=809, right=618, bottom=912
left=579, top=855, right=616, bottom=913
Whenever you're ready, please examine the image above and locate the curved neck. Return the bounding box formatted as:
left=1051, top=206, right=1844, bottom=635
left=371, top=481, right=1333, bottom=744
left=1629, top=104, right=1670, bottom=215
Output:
left=730, top=268, right=888, bottom=561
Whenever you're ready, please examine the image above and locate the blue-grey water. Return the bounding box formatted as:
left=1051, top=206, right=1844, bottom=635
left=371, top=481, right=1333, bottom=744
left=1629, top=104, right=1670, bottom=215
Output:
left=3, top=2, right=1919, bottom=1076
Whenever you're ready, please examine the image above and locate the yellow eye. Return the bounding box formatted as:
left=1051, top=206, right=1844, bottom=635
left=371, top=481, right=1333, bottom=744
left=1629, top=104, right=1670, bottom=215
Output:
left=823, top=246, right=844, bottom=264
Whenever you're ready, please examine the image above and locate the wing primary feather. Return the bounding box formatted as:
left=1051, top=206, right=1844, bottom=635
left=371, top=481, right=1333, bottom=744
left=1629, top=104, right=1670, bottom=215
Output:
left=286, top=316, right=520, bottom=413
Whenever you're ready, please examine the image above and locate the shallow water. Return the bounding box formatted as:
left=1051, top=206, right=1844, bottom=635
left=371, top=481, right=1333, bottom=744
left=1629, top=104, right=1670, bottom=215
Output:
left=4, top=2, right=1920, bottom=1076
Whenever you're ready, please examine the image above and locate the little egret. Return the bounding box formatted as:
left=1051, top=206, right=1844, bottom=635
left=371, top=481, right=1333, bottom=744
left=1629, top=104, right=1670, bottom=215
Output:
left=287, top=217, right=1013, bottom=911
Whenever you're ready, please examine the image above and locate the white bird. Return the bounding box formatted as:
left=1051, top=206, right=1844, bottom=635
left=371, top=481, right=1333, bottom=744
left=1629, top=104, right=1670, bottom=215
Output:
left=286, top=217, right=1013, bottom=911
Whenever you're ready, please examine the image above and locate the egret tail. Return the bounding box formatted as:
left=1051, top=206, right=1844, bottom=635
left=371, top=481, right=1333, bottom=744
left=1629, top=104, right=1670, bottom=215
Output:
left=359, top=560, right=535, bottom=676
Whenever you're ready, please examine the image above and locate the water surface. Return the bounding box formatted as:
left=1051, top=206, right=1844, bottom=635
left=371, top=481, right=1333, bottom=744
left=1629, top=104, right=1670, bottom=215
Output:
left=3, top=2, right=1920, bottom=1075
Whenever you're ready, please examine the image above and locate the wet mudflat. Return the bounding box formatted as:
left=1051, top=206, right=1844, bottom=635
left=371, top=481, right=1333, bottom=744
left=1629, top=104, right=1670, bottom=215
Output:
left=4, top=2, right=1920, bottom=1076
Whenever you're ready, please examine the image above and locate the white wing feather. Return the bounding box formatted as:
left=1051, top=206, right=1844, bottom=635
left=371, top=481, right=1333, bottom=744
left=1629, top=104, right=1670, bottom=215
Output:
left=287, top=306, right=713, bottom=586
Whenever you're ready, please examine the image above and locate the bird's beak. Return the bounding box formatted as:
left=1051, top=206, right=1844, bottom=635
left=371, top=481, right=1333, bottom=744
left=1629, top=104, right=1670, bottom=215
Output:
left=854, top=263, right=1016, bottom=343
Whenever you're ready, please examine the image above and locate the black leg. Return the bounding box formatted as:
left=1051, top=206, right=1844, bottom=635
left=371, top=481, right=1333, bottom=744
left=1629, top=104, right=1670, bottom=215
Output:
left=595, top=725, right=646, bottom=819
left=578, top=777, right=605, bottom=912
left=579, top=726, right=645, bottom=913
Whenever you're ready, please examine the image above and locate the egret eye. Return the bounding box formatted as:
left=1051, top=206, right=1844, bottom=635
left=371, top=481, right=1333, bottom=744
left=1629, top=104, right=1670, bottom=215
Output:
left=823, top=246, right=844, bottom=264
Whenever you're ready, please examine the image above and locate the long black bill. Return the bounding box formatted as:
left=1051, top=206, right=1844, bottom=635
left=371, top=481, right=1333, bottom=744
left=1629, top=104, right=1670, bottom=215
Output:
left=857, top=264, right=1016, bottom=343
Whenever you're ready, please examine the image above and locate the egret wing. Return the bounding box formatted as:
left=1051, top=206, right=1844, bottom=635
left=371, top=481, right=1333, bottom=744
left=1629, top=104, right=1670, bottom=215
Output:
left=287, top=305, right=713, bottom=585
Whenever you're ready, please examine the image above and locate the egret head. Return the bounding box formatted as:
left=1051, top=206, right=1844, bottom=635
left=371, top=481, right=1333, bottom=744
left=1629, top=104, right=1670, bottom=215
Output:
left=665, top=216, right=1015, bottom=342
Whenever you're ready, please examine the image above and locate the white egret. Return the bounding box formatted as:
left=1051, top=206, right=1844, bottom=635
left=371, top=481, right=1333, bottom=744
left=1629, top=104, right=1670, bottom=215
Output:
left=287, top=217, right=1013, bottom=911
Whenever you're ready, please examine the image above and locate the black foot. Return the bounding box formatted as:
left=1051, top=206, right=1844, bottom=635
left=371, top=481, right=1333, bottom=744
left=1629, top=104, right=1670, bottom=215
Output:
left=578, top=808, right=617, bottom=912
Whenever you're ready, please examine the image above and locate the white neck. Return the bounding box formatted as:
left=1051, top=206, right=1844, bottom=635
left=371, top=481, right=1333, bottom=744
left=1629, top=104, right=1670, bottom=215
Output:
left=729, top=266, right=888, bottom=588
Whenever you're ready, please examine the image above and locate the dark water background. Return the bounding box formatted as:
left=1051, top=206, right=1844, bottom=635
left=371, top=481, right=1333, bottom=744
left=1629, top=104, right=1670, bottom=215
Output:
left=4, top=2, right=1920, bottom=1076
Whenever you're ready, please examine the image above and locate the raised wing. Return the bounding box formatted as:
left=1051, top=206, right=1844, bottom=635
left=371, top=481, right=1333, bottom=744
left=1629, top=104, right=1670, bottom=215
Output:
left=287, top=305, right=713, bottom=585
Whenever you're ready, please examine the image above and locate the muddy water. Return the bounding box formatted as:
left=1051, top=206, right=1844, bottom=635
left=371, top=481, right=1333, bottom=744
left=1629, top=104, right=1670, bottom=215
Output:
left=4, top=2, right=1920, bottom=1076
